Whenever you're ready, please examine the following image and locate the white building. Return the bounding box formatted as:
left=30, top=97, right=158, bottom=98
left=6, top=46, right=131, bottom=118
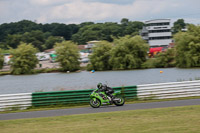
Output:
left=140, top=19, right=172, bottom=47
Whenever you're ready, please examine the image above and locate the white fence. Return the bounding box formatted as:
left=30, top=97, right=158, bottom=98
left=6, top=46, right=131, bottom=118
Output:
left=0, top=93, right=32, bottom=111
left=137, top=80, right=200, bottom=99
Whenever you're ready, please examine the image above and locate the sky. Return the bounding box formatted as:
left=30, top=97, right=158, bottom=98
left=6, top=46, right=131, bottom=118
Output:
left=1, top=0, right=200, bottom=25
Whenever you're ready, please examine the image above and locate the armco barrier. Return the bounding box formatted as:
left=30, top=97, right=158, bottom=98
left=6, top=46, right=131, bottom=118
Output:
left=32, top=89, right=93, bottom=107
left=137, top=80, right=200, bottom=99
left=32, top=86, right=137, bottom=107
left=0, top=93, right=32, bottom=111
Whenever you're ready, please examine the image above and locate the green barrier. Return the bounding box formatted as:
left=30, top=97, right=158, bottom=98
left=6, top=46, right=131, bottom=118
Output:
left=32, top=86, right=137, bottom=107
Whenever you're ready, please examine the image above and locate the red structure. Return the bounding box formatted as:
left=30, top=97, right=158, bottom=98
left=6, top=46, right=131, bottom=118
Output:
left=149, top=47, right=163, bottom=57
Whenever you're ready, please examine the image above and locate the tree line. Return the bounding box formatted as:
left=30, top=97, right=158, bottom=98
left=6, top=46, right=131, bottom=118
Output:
left=0, top=18, right=186, bottom=51
left=0, top=19, right=144, bottom=51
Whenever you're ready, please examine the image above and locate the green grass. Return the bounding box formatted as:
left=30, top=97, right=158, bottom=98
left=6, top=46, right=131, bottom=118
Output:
left=0, top=105, right=200, bottom=133
left=0, top=71, right=11, bottom=75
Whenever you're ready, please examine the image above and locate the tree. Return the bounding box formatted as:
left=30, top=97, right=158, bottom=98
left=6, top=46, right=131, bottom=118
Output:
left=22, top=30, right=45, bottom=51
left=87, top=41, right=113, bottom=71
left=45, top=36, right=64, bottom=49
left=0, top=42, right=8, bottom=49
left=109, top=35, right=149, bottom=70
left=72, top=23, right=123, bottom=44
left=80, top=22, right=95, bottom=27
left=71, top=24, right=103, bottom=44
left=122, top=21, right=144, bottom=36
left=9, top=43, right=38, bottom=75
left=0, top=48, right=4, bottom=69
left=6, top=34, right=22, bottom=48
left=154, top=48, right=175, bottom=68
left=5, top=30, right=46, bottom=51
left=121, top=18, right=129, bottom=26
left=173, top=19, right=186, bottom=33
left=174, top=24, right=200, bottom=68
left=0, top=20, right=41, bottom=42
left=54, top=41, right=80, bottom=71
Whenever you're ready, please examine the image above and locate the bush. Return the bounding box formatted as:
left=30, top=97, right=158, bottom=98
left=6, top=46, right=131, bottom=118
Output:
left=10, top=43, right=38, bottom=75
left=54, top=41, right=80, bottom=72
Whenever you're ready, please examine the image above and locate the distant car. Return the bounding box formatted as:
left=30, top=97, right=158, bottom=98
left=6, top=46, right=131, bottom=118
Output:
left=39, top=56, right=49, bottom=61
left=36, top=53, right=50, bottom=61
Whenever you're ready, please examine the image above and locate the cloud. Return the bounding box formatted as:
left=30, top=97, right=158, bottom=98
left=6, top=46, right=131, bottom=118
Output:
left=1, top=0, right=200, bottom=24
left=37, top=0, right=170, bottom=23
left=30, top=0, right=73, bottom=6
left=0, top=1, right=7, bottom=15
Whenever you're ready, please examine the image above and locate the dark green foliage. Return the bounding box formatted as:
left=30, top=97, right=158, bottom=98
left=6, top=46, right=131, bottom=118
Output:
left=5, top=31, right=65, bottom=51
left=0, top=42, right=7, bottom=49
left=172, top=19, right=186, bottom=34
left=45, top=36, right=64, bottom=49
left=0, top=20, right=42, bottom=41
left=0, top=18, right=144, bottom=50
left=80, top=22, right=95, bottom=27
left=6, top=30, right=46, bottom=51
left=72, top=23, right=122, bottom=44
left=175, top=25, right=200, bottom=68
left=72, top=20, right=144, bottom=44
left=22, top=30, right=46, bottom=51
left=10, top=43, right=39, bottom=75
left=0, top=21, right=80, bottom=50
left=121, top=19, right=144, bottom=36
left=6, top=34, right=22, bottom=48
left=54, top=41, right=80, bottom=71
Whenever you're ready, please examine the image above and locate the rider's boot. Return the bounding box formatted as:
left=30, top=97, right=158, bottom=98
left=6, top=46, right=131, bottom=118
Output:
left=109, top=95, right=114, bottom=104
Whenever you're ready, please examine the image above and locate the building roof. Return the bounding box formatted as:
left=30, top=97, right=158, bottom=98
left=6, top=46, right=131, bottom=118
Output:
left=87, top=40, right=100, bottom=44
left=145, top=19, right=170, bottom=24
left=44, top=48, right=54, bottom=53
left=78, top=45, right=87, bottom=50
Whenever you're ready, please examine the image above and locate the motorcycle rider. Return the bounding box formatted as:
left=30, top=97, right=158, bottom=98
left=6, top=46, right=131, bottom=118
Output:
left=97, top=83, right=114, bottom=103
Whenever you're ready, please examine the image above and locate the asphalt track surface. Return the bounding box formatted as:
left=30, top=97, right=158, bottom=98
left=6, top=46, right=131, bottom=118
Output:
left=0, top=99, right=200, bottom=121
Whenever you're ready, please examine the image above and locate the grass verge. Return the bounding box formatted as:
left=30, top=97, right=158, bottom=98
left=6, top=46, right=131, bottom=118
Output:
left=0, top=105, right=200, bottom=133
left=0, top=71, right=11, bottom=75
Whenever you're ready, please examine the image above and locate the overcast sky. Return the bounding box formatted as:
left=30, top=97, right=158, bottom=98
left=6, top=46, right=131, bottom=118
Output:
left=1, top=0, right=200, bottom=25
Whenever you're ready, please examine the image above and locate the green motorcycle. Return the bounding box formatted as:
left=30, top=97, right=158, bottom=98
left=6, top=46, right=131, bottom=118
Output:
left=89, top=88, right=125, bottom=108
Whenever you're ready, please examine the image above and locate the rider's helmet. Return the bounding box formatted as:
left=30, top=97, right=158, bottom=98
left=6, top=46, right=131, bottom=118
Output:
left=103, top=84, right=107, bottom=88
left=97, top=83, right=103, bottom=89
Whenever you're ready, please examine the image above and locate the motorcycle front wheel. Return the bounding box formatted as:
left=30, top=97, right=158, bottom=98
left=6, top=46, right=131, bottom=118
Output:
left=113, top=96, right=125, bottom=106
left=89, top=98, right=101, bottom=108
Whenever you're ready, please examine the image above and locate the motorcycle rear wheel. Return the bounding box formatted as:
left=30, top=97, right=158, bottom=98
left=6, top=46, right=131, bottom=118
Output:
left=90, top=99, right=101, bottom=108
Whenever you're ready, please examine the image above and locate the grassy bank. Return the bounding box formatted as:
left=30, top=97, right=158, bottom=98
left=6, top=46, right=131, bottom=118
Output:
left=0, top=71, right=10, bottom=75
left=1, top=105, right=200, bottom=133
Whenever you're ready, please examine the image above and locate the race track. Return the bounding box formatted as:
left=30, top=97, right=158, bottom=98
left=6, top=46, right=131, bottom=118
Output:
left=0, top=99, right=200, bottom=120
